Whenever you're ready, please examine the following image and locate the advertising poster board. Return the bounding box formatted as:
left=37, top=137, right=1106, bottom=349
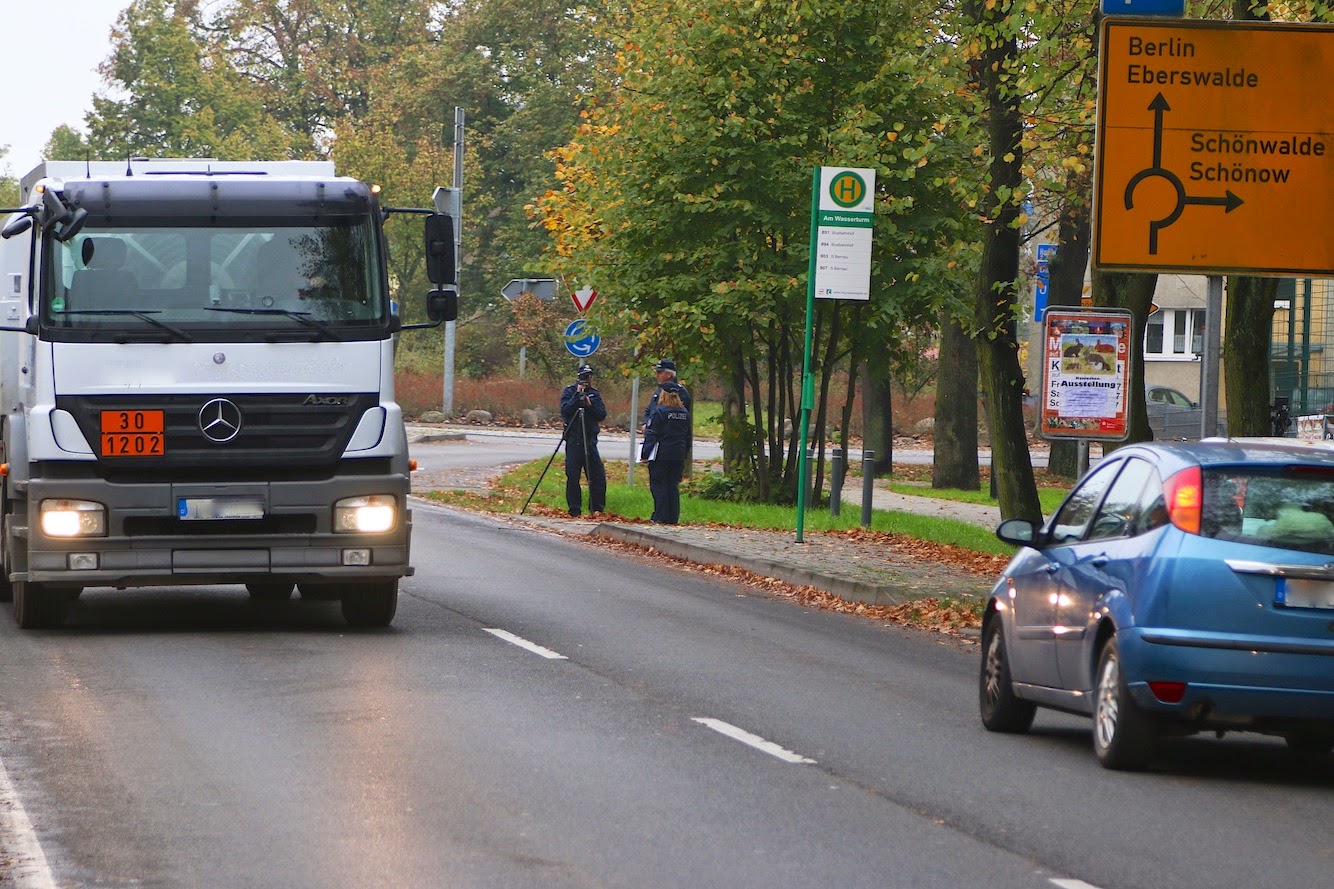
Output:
left=1040, top=308, right=1134, bottom=441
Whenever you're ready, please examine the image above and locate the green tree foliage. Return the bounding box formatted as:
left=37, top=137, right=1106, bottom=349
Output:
left=86, top=0, right=295, bottom=159
left=0, top=147, right=17, bottom=207
left=541, top=0, right=973, bottom=501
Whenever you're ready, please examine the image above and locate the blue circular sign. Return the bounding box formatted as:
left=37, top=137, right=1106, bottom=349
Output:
left=563, top=319, right=601, bottom=357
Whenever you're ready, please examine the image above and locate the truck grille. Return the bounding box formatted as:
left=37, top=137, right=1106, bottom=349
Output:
left=56, top=393, right=378, bottom=472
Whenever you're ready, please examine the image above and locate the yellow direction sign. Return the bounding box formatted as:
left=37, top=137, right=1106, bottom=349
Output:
left=1094, top=18, right=1334, bottom=277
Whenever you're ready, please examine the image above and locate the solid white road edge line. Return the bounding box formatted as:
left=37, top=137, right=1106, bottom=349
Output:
left=692, top=718, right=817, bottom=764
left=1050, top=879, right=1104, bottom=889
left=0, top=753, right=58, bottom=889
left=483, top=628, right=569, bottom=660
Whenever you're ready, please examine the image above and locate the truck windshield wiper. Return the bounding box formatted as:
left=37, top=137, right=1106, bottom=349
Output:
left=58, top=309, right=195, bottom=343
left=203, top=306, right=345, bottom=342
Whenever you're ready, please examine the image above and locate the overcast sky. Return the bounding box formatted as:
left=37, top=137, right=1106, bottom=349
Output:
left=2, top=2, right=127, bottom=178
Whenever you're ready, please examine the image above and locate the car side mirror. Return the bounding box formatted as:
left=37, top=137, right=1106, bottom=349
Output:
left=996, top=518, right=1040, bottom=548
left=424, top=214, right=455, bottom=286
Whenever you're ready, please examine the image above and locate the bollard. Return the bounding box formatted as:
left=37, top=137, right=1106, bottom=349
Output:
left=805, top=449, right=815, bottom=512
left=861, top=450, right=875, bottom=527
left=830, top=448, right=844, bottom=517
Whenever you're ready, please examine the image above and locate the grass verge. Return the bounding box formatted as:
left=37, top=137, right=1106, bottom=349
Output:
left=422, top=459, right=1016, bottom=559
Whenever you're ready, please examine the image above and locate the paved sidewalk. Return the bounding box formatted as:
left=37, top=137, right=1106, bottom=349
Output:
left=585, top=521, right=995, bottom=607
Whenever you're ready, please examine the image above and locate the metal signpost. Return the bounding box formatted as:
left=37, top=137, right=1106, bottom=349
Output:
left=797, top=166, right=876, bottom=542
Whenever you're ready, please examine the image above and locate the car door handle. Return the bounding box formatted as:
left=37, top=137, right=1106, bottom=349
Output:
left=1091, top=556, right=1109, bottom=567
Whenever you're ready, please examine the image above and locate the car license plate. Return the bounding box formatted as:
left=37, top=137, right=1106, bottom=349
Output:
left=1276, top=577, right=1334, bottom=609
left=177, top=497, right=265, bottom=521
left=100, top=410, right=165, bottom=457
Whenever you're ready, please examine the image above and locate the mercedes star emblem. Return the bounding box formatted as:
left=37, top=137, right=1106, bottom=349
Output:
left=199, top=398, right=243, bottom=443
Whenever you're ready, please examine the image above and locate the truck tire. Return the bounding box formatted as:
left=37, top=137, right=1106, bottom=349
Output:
left=14, top=580, right=65, bottom=630
left=340, top=579, right=398, bottom=628
left=0, top=483, right=15, bottom=604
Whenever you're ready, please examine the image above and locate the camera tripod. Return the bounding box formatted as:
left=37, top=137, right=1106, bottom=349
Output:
left=520, top=404, right=592, bottom=516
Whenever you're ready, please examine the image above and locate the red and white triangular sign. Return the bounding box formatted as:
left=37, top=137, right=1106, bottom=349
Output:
left=572, top=285, right=598, bottom=313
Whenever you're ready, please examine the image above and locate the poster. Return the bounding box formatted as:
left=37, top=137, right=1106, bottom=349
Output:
left=1039, top=308, right=1134, bottom=441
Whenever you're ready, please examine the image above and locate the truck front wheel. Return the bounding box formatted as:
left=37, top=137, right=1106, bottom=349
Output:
left=340, top=579, right=398, bottom=628
left=14, top=580, right=65, bottom=630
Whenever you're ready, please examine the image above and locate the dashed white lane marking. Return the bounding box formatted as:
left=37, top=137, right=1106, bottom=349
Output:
left=484, top=628, right=568, bottom=660
left=0, top=752, right=58, bottom=889
left=1051, top=879, right=1104, bottom=889
left=692, top=718, right=817, bottom=764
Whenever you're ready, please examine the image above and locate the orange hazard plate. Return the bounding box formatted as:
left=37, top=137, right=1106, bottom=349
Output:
left=100, top=410, right=165, bottom=457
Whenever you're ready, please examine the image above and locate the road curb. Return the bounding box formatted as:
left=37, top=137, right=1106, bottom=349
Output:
left=410, top=430, right=468, bottom=444
left=591, top=524, right=914, bottom=608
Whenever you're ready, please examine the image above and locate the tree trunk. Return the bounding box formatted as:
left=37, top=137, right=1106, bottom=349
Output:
left=933, top=311, right=980, bottom=490
left=1218, top=0, right=1279, bottom=437
left=859, top=363, right=894, bottom=476
left=969, top=0, right=1040, bottom=523
left=1224, top=276, right=1277, bottom=434
left=1092, top=270, right=1157, bottom=448
left=1044, top=171, right=1093, bottom=479
left=722, top=350, right=749, bottom=475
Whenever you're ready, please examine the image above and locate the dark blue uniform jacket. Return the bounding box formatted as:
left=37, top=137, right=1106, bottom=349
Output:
left=640, top=404, right=690, bottom=462
left=560, top=384, right=607, bottom=447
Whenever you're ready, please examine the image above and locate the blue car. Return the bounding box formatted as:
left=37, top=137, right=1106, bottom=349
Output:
left=979, top=439, right=1334, bottom=769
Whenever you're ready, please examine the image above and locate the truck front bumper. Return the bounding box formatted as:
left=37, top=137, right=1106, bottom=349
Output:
left=22, top=473, right=411, bottom=588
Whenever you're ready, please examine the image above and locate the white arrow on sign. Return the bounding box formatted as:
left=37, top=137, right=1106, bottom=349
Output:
left=572, top=285, right=598, bottom=313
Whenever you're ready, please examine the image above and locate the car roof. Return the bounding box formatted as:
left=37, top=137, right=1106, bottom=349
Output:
left=1107, top=438, right=1334, bottom=472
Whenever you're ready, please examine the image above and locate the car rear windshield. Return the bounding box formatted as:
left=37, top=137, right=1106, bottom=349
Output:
left=1202, top=466, right=1334, bottom=556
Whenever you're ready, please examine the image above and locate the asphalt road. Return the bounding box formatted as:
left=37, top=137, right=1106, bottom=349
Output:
left=0, top=503, right=1328, bottom=888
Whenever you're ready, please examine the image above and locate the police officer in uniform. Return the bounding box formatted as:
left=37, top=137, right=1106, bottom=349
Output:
left=560, top=363, right=607, bottom=517
left=640, top=381, right=691, bottom=524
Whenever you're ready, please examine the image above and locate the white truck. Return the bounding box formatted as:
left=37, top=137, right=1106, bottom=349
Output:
left=0, top=159, right=456, bottom=628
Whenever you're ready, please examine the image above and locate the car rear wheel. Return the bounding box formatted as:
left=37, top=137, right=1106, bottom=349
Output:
left=1093, top=637, right=1157, bottom=770
left=340, top=580, right=398, bottom=628
left=979, top=616, right=1036, bottom=733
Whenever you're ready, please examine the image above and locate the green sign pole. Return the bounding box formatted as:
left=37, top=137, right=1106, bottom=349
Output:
left=796, top=168, right=820, bottom=543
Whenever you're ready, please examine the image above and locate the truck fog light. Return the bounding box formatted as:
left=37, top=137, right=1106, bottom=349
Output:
left=68, top=553, right=99, bottom=571
left=41, top=500, right=107, bottom=537
left=334, top=495, right=396, bottom=533
left=342, top=548, right=372, bottom=566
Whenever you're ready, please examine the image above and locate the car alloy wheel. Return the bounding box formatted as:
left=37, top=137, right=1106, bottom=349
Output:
left=979, top=616, right=1036, bottom=733
left=1093, top=637, right=1157, bottom=770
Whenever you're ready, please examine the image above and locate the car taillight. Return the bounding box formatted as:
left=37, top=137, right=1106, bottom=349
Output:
left=1164, top=466, right=1203, bottom=534
left=1149, top=681, right=1187, bottom=703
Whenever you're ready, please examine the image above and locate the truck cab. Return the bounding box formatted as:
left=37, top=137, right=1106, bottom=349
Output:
left=0, top=160, right=454, bottom=628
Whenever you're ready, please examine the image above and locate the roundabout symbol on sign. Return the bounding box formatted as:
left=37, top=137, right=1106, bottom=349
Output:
left=563, top=319, right=600, bottom=358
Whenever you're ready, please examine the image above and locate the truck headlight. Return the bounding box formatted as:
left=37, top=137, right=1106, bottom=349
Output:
left=40, top=500, right=107, bottom=537
left=334, top=495, right=396, bottom=533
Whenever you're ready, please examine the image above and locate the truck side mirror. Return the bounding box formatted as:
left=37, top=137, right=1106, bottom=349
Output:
left=424, top=214, right=455, bottom=285
left=1, top=213, right=33, bottom=239
left=426, top=288, right=457, bottom=324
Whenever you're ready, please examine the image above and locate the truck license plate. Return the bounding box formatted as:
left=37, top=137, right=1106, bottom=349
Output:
left=100, top=410, right=165, bottom=457
left=177, top=497, right=265, bottom=521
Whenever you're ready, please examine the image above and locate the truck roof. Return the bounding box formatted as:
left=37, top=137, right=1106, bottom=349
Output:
left=21, top=159, right=340, bottom=199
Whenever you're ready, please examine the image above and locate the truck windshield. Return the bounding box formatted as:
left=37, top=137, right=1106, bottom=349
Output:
left=41, top=220, right=386, bottom=342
